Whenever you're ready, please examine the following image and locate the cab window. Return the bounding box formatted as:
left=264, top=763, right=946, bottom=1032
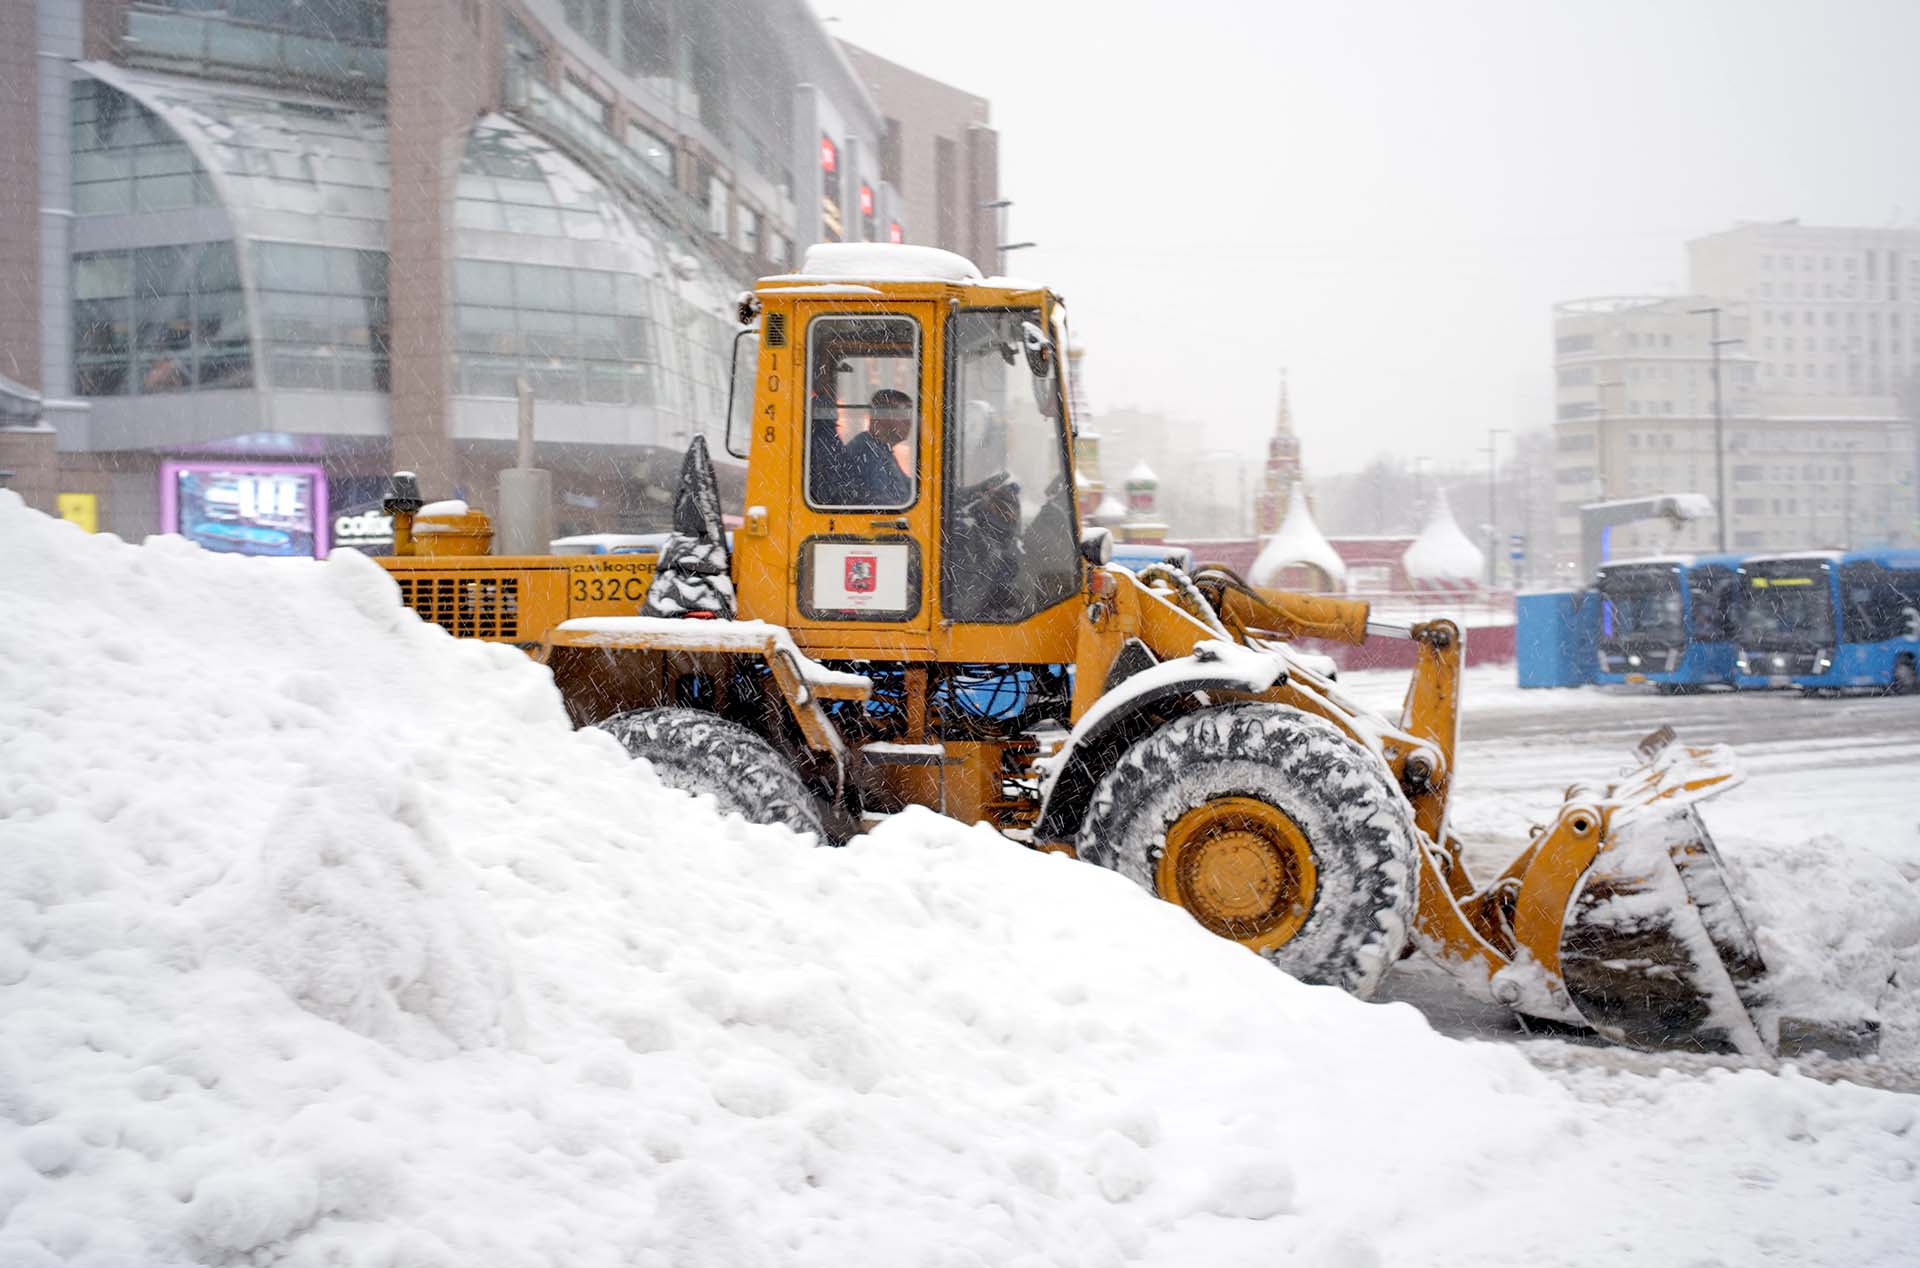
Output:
left=941, top=307, right=1081, bottom=623
left=805, top=314, right=920, bottom=511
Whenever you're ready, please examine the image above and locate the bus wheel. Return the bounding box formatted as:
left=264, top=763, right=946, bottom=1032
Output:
left=1894, top=654, right=1917, bottom=696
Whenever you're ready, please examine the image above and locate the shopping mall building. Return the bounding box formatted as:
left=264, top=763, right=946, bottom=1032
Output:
left=0, top=1, right=1000, bottom=553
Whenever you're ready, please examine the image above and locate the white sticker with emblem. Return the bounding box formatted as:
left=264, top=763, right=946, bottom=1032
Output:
left=812, top=542, right=910, bottom=612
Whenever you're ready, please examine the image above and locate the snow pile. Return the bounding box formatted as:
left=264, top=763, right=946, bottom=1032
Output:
left=3, top=492, right=1918, bottom=1267
left=1401, top=487, right=1485, bottom=587
left=1249, top=484, right=1346, bottom=592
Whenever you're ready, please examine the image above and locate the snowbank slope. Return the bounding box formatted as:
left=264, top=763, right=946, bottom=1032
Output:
left=2, top=494, right=1915, bottom=1267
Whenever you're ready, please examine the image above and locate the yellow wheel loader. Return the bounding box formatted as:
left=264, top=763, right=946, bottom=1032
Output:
left=378, top=243, right=1775, bottom=1056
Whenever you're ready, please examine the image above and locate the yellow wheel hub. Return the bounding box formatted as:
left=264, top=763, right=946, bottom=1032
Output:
left=1158, top=796, right=1318, bottom=951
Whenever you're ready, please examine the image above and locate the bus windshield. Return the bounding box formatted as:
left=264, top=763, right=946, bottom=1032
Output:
left=1741, top=565, right=1833, bottom=645
left=1597, top=570, right=1684, bottom=638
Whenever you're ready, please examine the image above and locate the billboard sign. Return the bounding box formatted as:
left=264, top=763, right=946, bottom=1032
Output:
left=160, top=461, right=328, bottom=558
left=331, top=503, right=395, bottom=554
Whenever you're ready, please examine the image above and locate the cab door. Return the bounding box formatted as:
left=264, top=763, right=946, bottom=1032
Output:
left=783, top=303, right=939, bottom=654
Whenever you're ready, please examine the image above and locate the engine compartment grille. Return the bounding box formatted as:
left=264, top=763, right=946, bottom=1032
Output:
left=396, top=575, right=521, bottom=639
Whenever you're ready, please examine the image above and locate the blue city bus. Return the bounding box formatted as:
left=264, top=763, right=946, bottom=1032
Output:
left=1735, top=550, right=1920, bottom=693
left=1592, top=554, right=1746, bottom=690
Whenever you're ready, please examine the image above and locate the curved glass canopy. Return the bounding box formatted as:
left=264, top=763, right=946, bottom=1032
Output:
left=70, top=64, right=743, bottom=454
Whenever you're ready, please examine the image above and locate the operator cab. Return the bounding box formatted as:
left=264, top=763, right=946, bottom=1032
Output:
left=733, top=244, right=1084, bottom=662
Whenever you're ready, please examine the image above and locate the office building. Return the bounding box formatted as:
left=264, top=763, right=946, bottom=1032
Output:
left=1551, top=222, right=1918, bottom=565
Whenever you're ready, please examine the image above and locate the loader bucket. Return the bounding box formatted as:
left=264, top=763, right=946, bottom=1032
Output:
left=1552, top=729, right=1770, bottom=1056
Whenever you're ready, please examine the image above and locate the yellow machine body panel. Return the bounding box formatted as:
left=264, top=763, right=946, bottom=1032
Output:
left=380, top=553, right=658, bottom=645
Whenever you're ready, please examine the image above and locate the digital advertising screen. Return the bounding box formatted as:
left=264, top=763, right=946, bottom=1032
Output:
left=160, top=462, right=329, bottom=558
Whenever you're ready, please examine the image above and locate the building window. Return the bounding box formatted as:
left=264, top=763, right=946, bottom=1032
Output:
left=709, top=175, right=730, bottom=238
left=72, top=242, right=252, bottom=396
left=624, top=122, right=674, bottom=179
left=453, top=259, right=657, bottom=406
left=561, top=76, right=611, bottom=131
left=1554, top=333, right=1594, bottom=355
left=881, top=118, right=903, bottom=188
left=253, top=242, right=390, bottom=392
left=70, top=80, right=217, bottom=216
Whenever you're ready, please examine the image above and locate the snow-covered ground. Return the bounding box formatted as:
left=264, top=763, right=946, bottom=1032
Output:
left=3, top=491, right=1917, bottom=1267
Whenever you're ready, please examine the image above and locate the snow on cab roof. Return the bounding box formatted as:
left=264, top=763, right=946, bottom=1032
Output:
left=782, top=242, right=984, bottom=284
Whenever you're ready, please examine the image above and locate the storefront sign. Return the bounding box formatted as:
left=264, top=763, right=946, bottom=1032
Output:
left=332, top=503, right=394, bottom=554
left=160, top=461, right=328, bottom=558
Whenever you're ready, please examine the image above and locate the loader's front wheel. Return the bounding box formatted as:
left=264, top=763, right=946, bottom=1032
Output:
left=599, top=707, right=832, bottom=844
left=1075, top=703, right=1417, bottom=997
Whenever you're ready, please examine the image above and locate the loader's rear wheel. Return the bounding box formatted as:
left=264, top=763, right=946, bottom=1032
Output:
left=598, top=707, right=832, bottom=844
left=1893, top=654, right=1917, bottom=695
left=1075, top=703, right=1417, bottom=997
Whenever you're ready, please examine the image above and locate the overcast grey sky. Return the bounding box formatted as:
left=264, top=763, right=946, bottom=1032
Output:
left=822, top=0, right=1920, bottom=474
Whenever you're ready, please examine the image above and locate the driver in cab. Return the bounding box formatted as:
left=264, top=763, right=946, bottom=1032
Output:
left=812, top=387, right=915, bottom=507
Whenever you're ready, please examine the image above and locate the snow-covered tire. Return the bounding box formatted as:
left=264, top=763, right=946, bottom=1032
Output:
left=1075, top=702, right=1417, bottom=997
left=598, top=707, right=831, bottom=844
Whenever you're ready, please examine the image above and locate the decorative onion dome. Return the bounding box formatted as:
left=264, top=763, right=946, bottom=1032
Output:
left=1093, top=494, right=1129, bottom=525
left=1250, top=484, right=1346, bottom=592
left=1402, top=487, right=1485, bottom=585
left=1125, top=460, right=1158, bottom=490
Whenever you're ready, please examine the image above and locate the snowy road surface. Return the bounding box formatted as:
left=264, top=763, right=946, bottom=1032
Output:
left=3, top=495, right=1918, bottom=1268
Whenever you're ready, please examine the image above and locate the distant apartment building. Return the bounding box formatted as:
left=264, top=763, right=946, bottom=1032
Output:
left=1551, top=221, right=1918, bottom=567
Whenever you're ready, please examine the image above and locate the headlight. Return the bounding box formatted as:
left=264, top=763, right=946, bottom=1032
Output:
left=1816, top=652, right=1832, bottom=671
left=1627, top=654, right=1641, bottom=667
left=1736, top=656, right=1750, bottom=673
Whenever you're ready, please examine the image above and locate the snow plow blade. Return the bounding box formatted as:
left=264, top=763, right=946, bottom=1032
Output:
left=1552, top=728, right=1770, bottom=1056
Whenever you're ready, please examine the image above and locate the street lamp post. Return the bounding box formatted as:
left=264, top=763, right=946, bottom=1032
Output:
left=1483, top=427, right=1508, bottom=587
left=979, top=198, right=1035, bottom=274
left=1689, top=306, right=1740, bottom=552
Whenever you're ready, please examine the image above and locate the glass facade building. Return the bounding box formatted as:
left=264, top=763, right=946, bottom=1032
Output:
left=9, top=0, right=936, bottom=545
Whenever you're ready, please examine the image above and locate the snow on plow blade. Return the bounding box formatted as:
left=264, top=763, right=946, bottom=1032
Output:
left=1554, top=728, right=1771, bottom=1057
